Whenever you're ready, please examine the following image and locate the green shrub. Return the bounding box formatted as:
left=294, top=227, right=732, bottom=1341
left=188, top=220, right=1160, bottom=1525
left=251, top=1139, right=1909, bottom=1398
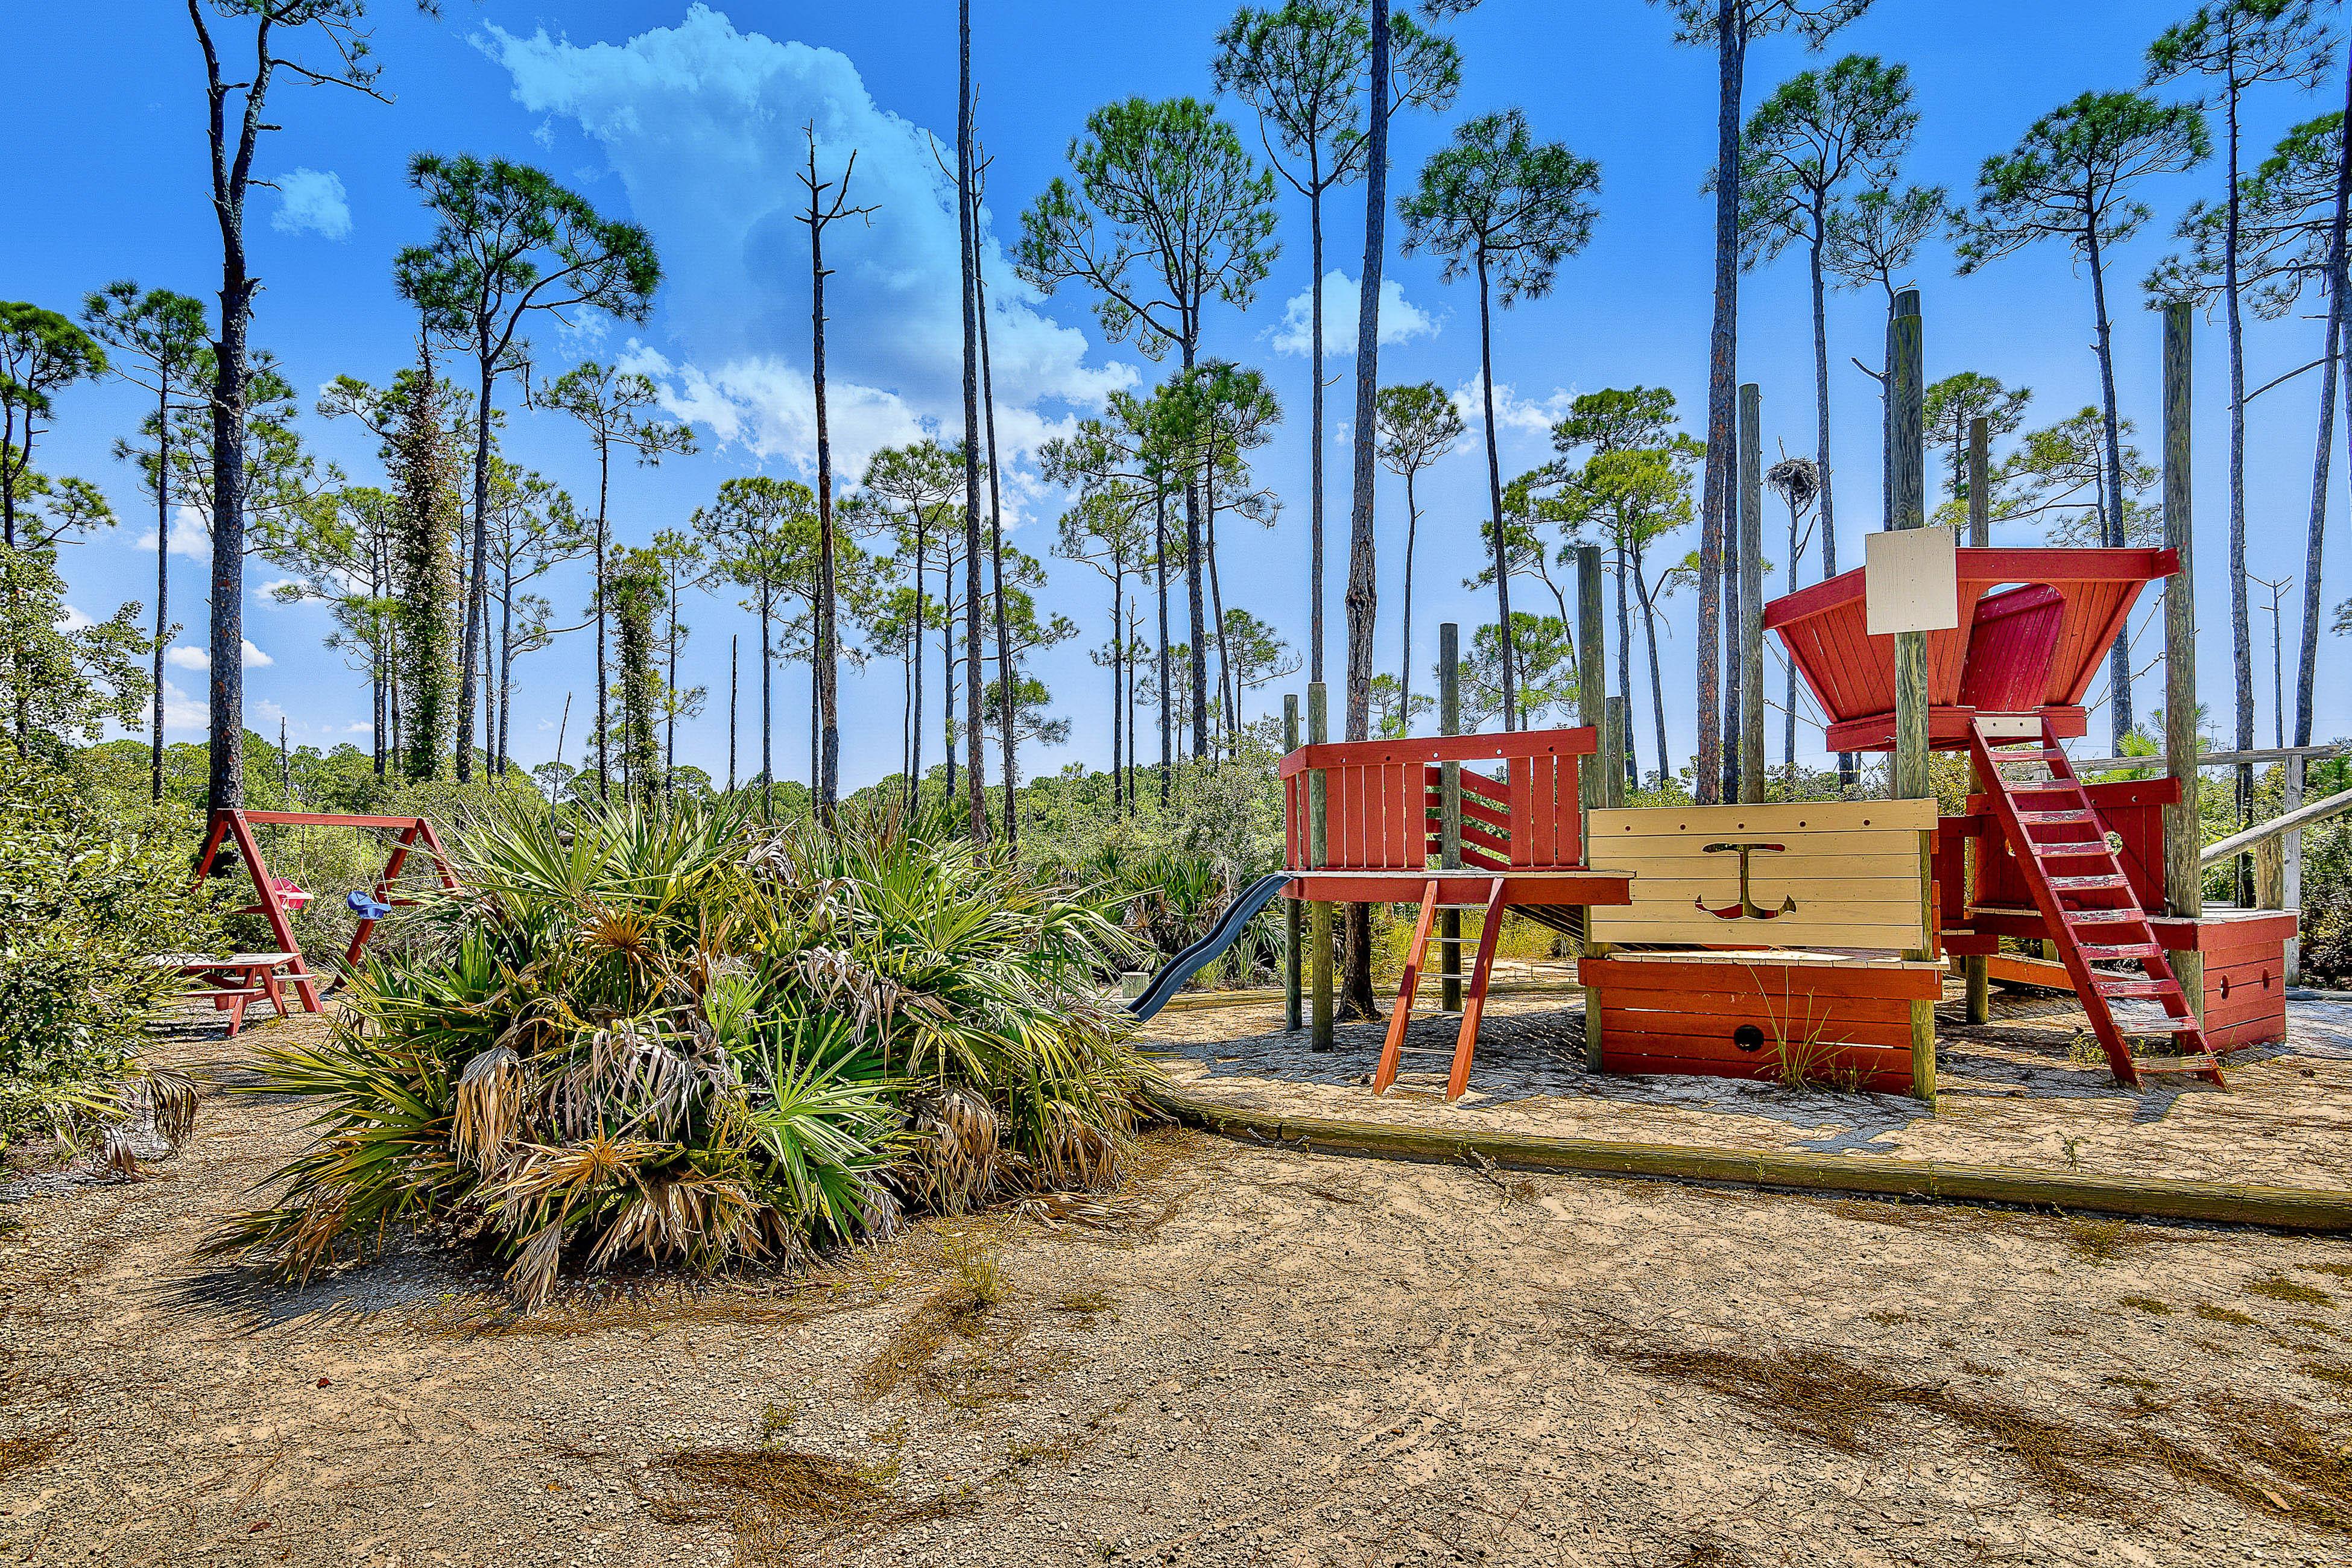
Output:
left=211, top=795, right=1153, bottom=1303
left=0, top=756, right=220, bottom=1147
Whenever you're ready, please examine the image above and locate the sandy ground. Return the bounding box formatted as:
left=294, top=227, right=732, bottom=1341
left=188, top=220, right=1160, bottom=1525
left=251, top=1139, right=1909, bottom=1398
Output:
left=1141, top=976, right=2352, bottom=1189
left=4, top=1004, right=2352, bottom=1568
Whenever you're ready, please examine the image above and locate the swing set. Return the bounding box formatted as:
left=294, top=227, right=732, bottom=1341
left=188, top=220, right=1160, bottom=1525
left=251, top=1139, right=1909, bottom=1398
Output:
left=177, top=810, right=461, bottom=1025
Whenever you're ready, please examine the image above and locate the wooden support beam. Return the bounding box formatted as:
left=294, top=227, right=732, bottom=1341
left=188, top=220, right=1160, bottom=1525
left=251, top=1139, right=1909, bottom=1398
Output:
left=2163, top=301, right=2204, bottom=1015
left=1576, top=545, right=1605, bottom=817
left=1967, top=415, right=1990, bottom=548
left=1738, top=382, right=1766, bottom=803
left=2286, top=754, right=2305, bottom=981
left=1890, top=291, right=1934, bottom=1102
left=1284, top=692, right=1303, bottom=1032
left=1154, top=1093, right=2352, bottom=1232
left=1440, top=624, right=1463, bottom=1014
left=2199, top=779, right=2352, bottom=864
left=1309, top=681, right=1333, bottom=1051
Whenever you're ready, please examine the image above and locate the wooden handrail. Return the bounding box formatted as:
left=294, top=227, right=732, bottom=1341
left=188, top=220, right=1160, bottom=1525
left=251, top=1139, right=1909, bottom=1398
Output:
left=2200, top=782, right=2352, bottom=866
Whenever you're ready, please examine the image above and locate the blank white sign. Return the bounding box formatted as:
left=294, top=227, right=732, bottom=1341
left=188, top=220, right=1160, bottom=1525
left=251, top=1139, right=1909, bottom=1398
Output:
left=1865, top=527, right=1959, bottom=636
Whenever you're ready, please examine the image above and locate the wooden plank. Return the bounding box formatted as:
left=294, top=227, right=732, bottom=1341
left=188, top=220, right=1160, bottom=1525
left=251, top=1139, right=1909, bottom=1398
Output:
left=1590, top=916, right=1929, bottom=949
left=1157, top=1092, right=2352, bottom=1231
left=1600, top=991, right=1921, bottom=1026
left=1509, top=757, right=1533, bottom=868
left=1589, top=801, right=1937, bottom=838
left=1599, top=1049, right=1914, bottom=1094
left=1599, top=1010, right=1917, bottom=1052
left=1531, top=752, right=1558, bottom=867
left=1582, top=959, right=1946, bottom=1002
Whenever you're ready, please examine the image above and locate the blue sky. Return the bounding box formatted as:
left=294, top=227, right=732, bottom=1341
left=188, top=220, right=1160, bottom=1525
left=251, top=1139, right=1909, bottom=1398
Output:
left=14, top=0, right=2352, bottom=786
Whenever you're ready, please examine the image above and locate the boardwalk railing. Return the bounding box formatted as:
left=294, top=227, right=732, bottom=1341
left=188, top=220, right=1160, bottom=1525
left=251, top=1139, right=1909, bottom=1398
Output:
left=1276, top=728, right=1597, bottom=874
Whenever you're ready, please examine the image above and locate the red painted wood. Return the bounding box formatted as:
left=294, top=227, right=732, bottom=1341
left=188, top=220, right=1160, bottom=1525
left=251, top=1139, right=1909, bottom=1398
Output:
left=1449, top=880, right=1512, bottom=1101
left=1767, top=548, right=2174, bottom=741
left=1958, top=584, right=2065, bottom=713
left=1578, top=956, right=1944, bottom=1002
left=1373, top=883, right=1444, bottom=1095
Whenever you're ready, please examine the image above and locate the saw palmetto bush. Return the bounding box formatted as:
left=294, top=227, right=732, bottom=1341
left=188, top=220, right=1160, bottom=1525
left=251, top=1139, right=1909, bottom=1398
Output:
left=212, top=795, right=1151, bottom=1303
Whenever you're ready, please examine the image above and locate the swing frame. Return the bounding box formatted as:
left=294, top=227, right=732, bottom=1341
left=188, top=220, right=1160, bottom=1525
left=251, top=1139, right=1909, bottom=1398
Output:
left=191, top=810, right=462, bottom=1011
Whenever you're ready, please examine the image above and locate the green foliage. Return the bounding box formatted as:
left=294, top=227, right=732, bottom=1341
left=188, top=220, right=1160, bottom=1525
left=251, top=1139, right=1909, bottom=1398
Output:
left=1958, top=92, right=2211, bottom=274
left=211, top=795, right=1151, bottom=1301
left=1016, top=96, right=1279, bottom=360
left=1400, top=109, right=1602, bottom=304
left=0, top=539, right=150, bottom=761
left=0, top=757, right=219, bottom=1145
left=1737, top=54, right=1917, bottom=270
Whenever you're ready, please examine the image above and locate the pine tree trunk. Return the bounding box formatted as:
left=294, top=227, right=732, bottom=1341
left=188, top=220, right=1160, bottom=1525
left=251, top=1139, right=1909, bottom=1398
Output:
left=2086, top=224, right=2133, bottom=747
left=1309, top=168, right=1327, bottom=686
left=2225, top=81, right=2254, bottom=903
left=1810, top=230, right=1836, bottom=580
left=975, top=213, right=1016, bottom=844
left=1615, top=558, right=1637, bottom=786
left=811, top=153, right=841, bottom=820
left=956, top=0, right=988, bottom=839
left=2296, top=52, right=2352, bottom=748
left=592, top=444, right=611, bottom=795
left=1155, top=487, right=1172, bottom=804
left=910, top=524, right=926, bottom=810
left=1476, top=253, right=1516, bottom=730
left=457, top=364, right=493, bottom=781
left=1693, top=0, right=1744, bottom=805
left=1399, top=476, right=1418, bottom=733
left=152, top=378, right=170, bottom=803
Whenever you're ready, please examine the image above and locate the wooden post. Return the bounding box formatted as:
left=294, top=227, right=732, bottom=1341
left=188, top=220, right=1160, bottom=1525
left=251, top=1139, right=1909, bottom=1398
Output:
left=1603, top=695, right=1627, bottom=809
left=2162, top=301, right=2204, bottom=1016
left=1438, top=623, right=1463, bottom=1014
left=1283, top=692, right=1303, bottom=1032
left=1891, top=291, right=1935, bottom=1102
left=2285, top=753, right=2304, bottom=981
left=1963, top=413, right=1993, bottom=1019
left=1738, top=382, right=1766, bottom=803
left=1576, top=542, right=1604, bottom=855
left=1308, top=681, right=1333, bottom=1051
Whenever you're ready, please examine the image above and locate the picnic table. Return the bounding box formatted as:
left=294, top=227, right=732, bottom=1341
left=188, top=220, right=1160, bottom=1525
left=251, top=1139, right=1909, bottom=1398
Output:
left=148, top=952, right=318, bottom=1034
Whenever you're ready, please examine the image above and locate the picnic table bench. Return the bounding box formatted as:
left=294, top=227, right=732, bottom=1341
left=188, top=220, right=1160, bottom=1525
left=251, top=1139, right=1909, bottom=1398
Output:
left=148, top=952, right=317, bottom=1034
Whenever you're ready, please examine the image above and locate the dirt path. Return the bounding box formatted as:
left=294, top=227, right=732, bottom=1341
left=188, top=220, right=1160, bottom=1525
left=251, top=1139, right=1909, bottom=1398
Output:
left=4, top=1014, right=2351, bottom=1567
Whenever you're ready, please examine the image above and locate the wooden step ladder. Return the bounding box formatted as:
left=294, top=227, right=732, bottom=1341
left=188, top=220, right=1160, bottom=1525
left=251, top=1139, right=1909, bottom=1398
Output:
left=1965, top=717, right=2223, bottom=1088
left=1371, top=877, right=1508, bottom=1101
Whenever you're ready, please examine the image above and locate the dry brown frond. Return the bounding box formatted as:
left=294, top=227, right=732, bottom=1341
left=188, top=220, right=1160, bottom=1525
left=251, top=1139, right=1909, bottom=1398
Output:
left=906, top=1088, right=1003, bottom=1215
left=452, top=1046, right=525, bottom=1173
left=0, top=1427, right=65, bottom=1478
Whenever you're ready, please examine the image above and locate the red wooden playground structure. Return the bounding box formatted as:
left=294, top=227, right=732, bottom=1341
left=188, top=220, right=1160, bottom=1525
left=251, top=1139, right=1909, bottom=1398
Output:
left=1275, top=729, right=1631, bottom=1098
left=1240, top=543, right=2295, bottom=1102
left=173, top=810, right=461, bottom=1028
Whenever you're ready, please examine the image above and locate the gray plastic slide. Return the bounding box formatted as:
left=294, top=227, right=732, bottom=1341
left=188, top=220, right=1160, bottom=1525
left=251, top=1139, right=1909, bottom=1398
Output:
left=1123, top=872, right=1293, bottom=1020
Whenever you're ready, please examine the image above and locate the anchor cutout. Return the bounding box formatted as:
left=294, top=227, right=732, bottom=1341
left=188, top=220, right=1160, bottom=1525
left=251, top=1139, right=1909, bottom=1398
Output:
left=1693, top=840, right=1798, bottom=921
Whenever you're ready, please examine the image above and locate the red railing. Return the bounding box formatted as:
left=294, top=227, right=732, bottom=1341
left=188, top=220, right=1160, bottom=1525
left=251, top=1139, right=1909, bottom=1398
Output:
left=1276, top=728, right=1598, bottom=874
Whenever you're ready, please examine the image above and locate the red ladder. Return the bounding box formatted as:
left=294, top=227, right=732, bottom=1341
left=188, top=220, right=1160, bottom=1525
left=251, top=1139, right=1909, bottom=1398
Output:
left=1371, top=877, right=1508, bottom=1101
left=1965, top=717, right=2222, bottom=1088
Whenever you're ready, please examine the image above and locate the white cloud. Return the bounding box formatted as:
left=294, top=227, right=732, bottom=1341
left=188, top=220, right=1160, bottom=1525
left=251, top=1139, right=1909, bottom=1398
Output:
left=139, top=679, right=209, bottom=736
left=272, top=168, right=352, bottom=241
left=480, top=5, right=1133, bottom=520
left=165, top=640, right=273, bottom=670
left=1269, top=271, right=1438, bottom=359
left=127, top=504, right=210, bottom=562
left=258, top=578, right=303, bottom=603
left=1452, top=372, right=1576, bottom=437
left=56, top=603, right=96, bottom=632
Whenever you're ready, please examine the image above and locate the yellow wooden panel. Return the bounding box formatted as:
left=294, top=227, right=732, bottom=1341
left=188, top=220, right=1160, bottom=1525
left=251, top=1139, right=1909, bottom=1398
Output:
left=1589, top=800, right=1936, bottom=838
left=1586, top=801, right=1927, bottom=949
left=1590, top=915, right=1927, bottom=949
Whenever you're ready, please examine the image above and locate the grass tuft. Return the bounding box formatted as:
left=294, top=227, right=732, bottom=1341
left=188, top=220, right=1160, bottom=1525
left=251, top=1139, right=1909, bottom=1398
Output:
left=2246, top=1274, right=2336, bottom=1307
left=2119, top=1295, right=2173, bottom=1316
left=2196, top=1302, right=2259, bottom=1327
